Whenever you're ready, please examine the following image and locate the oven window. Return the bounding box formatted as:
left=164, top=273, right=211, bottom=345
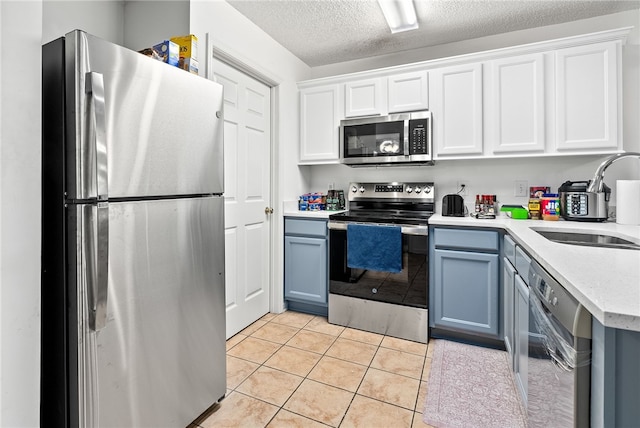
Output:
left=329, top=229, right=427, bottom=308
left=343, top=121, right=405, bottom=158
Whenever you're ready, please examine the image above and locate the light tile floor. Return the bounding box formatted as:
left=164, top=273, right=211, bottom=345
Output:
left=191, top=311, right=436, bottom=428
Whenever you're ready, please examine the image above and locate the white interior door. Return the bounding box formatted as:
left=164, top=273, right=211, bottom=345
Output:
left=212, top=59, right=272, bottom=339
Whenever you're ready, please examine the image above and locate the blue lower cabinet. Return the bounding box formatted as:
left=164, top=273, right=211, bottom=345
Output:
left=432, top=249, right=500, bottom=337
left=284, top=218, right=328, bottom=316
left=430, top=227, right=501, bottom=342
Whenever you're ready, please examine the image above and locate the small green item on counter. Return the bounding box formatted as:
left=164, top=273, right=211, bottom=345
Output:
left=500, top=205, right=525, bottom=212
left=510, top=207, right=529, bottom=219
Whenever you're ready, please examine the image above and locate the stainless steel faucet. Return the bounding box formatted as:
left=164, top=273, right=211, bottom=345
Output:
left=587, top=152, right=640, bottom=193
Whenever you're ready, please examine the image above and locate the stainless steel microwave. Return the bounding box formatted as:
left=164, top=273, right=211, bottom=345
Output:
left=339, top=111, right=433, bottom=166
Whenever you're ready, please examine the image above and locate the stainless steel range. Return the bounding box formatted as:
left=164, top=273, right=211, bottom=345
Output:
left=328, top=182, right=435, bottom=343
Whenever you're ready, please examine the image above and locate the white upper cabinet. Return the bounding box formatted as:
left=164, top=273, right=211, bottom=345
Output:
left=555, top=41, right=620, bottom=152
left=488, top=53, right=546, bottom=154
left=299, top=84, right=341, bottom=164
left=430, top=63, right=483, bottom=157
left=387, top=71, right=429, bottom=113
left=296, top=28, right=628, bottom=163
left=344, top=78, right=384, bottom=117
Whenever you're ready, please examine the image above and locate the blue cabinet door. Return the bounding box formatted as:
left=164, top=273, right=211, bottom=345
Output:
left=284, top=235, right=327, bottom=304
left=514, top=274, right=529, bottom=405
left=432, top=248, right=500, bottom=337
left=503, top=257, right=516, bottom=367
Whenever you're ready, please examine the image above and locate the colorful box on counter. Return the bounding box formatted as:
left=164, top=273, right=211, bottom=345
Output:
left=170, top=34, right=198, bottom=61
left=152, top=40, right=179, bottom=66
left=529, top=186, right=550, bottom=198
left=179, top=57, right=199, bottom=74
left=298, top=193, right=326, bottom=211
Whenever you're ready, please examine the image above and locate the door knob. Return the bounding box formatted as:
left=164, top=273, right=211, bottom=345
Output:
left=264, top=207, right=274, bottom=215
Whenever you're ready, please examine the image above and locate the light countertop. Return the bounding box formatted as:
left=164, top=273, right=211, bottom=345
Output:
left=429, top=214, right=640, bottom=332
left=283, top=200, right=345, bottom=219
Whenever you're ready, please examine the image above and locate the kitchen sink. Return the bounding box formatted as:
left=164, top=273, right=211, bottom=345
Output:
left=532, top=229, right=640, bottom=250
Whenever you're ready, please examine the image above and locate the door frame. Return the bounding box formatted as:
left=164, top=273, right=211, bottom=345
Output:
left=205, top=33, right=285, bottom=316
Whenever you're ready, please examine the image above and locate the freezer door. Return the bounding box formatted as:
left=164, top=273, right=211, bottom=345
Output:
left=76, top=197, right=226, bottom=427
left=65, top=30, right=224, bottom=199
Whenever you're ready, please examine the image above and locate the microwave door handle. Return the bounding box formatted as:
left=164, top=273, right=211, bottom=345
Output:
left=404, top=119, right=410, bottom=155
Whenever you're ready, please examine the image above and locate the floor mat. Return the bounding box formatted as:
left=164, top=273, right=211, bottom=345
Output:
left=423, top=339, right=526, bottom=428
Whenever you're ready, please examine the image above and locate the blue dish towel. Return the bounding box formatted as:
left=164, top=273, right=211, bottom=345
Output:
left=347, top=224, right=402, bottom=273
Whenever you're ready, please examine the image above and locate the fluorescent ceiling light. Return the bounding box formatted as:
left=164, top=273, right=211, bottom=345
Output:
left=378, top=0, right=419, bottom=34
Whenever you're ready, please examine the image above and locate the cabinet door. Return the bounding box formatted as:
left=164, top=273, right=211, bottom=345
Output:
left=299, top=84, right=340, bottom=163
left=344, top=78, right=384, bottom=117
left=388, top=71, right=428, bottom=113
left=555, top=41, right=619, bottom=151
left=489, top=53, right=545, bottom=154
left=284, top=235, right=327, bottom=304
left=503, top=258, right=516, bottom=367
left=514, top=274, right=529, bottom=406
left=430, top=63, right=483, bottom=156
left=432, top=249, right=500, bottom=337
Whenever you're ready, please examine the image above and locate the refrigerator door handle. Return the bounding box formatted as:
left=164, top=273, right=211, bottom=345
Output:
left=87, top=202, right=109, bottom=331
left=85, top=71, right=108, bottom=201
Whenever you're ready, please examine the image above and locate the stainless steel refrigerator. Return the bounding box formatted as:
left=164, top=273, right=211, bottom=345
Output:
left=41, top=30, right=226, bottom=427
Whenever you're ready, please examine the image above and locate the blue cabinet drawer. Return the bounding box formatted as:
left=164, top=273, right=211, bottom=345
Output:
left=504, top=235, right=516, bottom=265
left=285, top=218, right=327, bottom=237
left=433, top=228, right=499, bottom=252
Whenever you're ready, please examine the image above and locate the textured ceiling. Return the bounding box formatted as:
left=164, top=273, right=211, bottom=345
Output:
left=227, top=0, right=640, bottom=67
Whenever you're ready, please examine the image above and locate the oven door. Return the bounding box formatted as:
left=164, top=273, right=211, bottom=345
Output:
left=328, top=223, right=428, bottom=309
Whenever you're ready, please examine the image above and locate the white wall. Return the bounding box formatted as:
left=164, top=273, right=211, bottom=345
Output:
left=305, top=10, right=640, bottom=215
left=123, top=1, right=189, bottom=51
left=42, top=0, right=125, bottom=45
left=1, top=2, right=43, bottom=426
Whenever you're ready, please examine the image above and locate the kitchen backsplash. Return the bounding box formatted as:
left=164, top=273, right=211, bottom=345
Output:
left=305, top=155, right=640, bottom=214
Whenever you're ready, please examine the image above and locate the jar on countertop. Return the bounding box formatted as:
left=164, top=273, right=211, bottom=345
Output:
left=541, top=193, right=560, bottom=221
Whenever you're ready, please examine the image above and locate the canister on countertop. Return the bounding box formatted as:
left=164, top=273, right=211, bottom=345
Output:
left=528, top=198, right=541, bottom=220
left=541, top=193, right=560, bottom=221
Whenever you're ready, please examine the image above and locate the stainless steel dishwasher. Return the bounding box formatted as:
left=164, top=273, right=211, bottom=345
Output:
left=527, top=260, right=592, bottom=427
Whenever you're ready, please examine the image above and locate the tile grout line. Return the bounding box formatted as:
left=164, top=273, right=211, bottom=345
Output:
left=221, top=313, right=430, bottom=428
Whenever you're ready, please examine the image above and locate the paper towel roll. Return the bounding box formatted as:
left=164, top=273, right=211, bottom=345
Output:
left=616, top=180, right=640, bottom=225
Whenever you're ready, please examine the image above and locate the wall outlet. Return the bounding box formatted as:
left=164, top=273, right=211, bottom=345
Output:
left=456, top=181, right=467, bottom=196
left=515, top=180, right=528, bottom=197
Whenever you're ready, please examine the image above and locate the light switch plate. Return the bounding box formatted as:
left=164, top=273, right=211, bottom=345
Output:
left=515, top=180, right=528, bottom=197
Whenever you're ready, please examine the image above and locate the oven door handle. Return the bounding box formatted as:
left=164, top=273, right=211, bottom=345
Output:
left=328, top=221, right=428, bottom=236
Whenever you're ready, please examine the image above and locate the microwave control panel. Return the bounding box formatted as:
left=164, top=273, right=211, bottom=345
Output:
left=408, top=118, right=429, bottom=155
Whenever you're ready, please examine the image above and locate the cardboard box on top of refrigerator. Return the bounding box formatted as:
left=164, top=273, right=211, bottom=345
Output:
left=170, top=34, right=198, bottom=61
left=152, top=40, right=179, bottom=66
left=179, top=57, right=199, bottom=75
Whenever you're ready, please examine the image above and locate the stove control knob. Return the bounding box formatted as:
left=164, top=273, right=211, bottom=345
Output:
left=415, top=186, right=422, bottom=194
left=406, top=186, right=413, bottom=193
left=551, top=296, right=558, bottom=306
left=423, top=185, right=432, bottom=194
left=359, top=186, right=365, bottom=193
left=351, top=185, right=358, bottom=193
